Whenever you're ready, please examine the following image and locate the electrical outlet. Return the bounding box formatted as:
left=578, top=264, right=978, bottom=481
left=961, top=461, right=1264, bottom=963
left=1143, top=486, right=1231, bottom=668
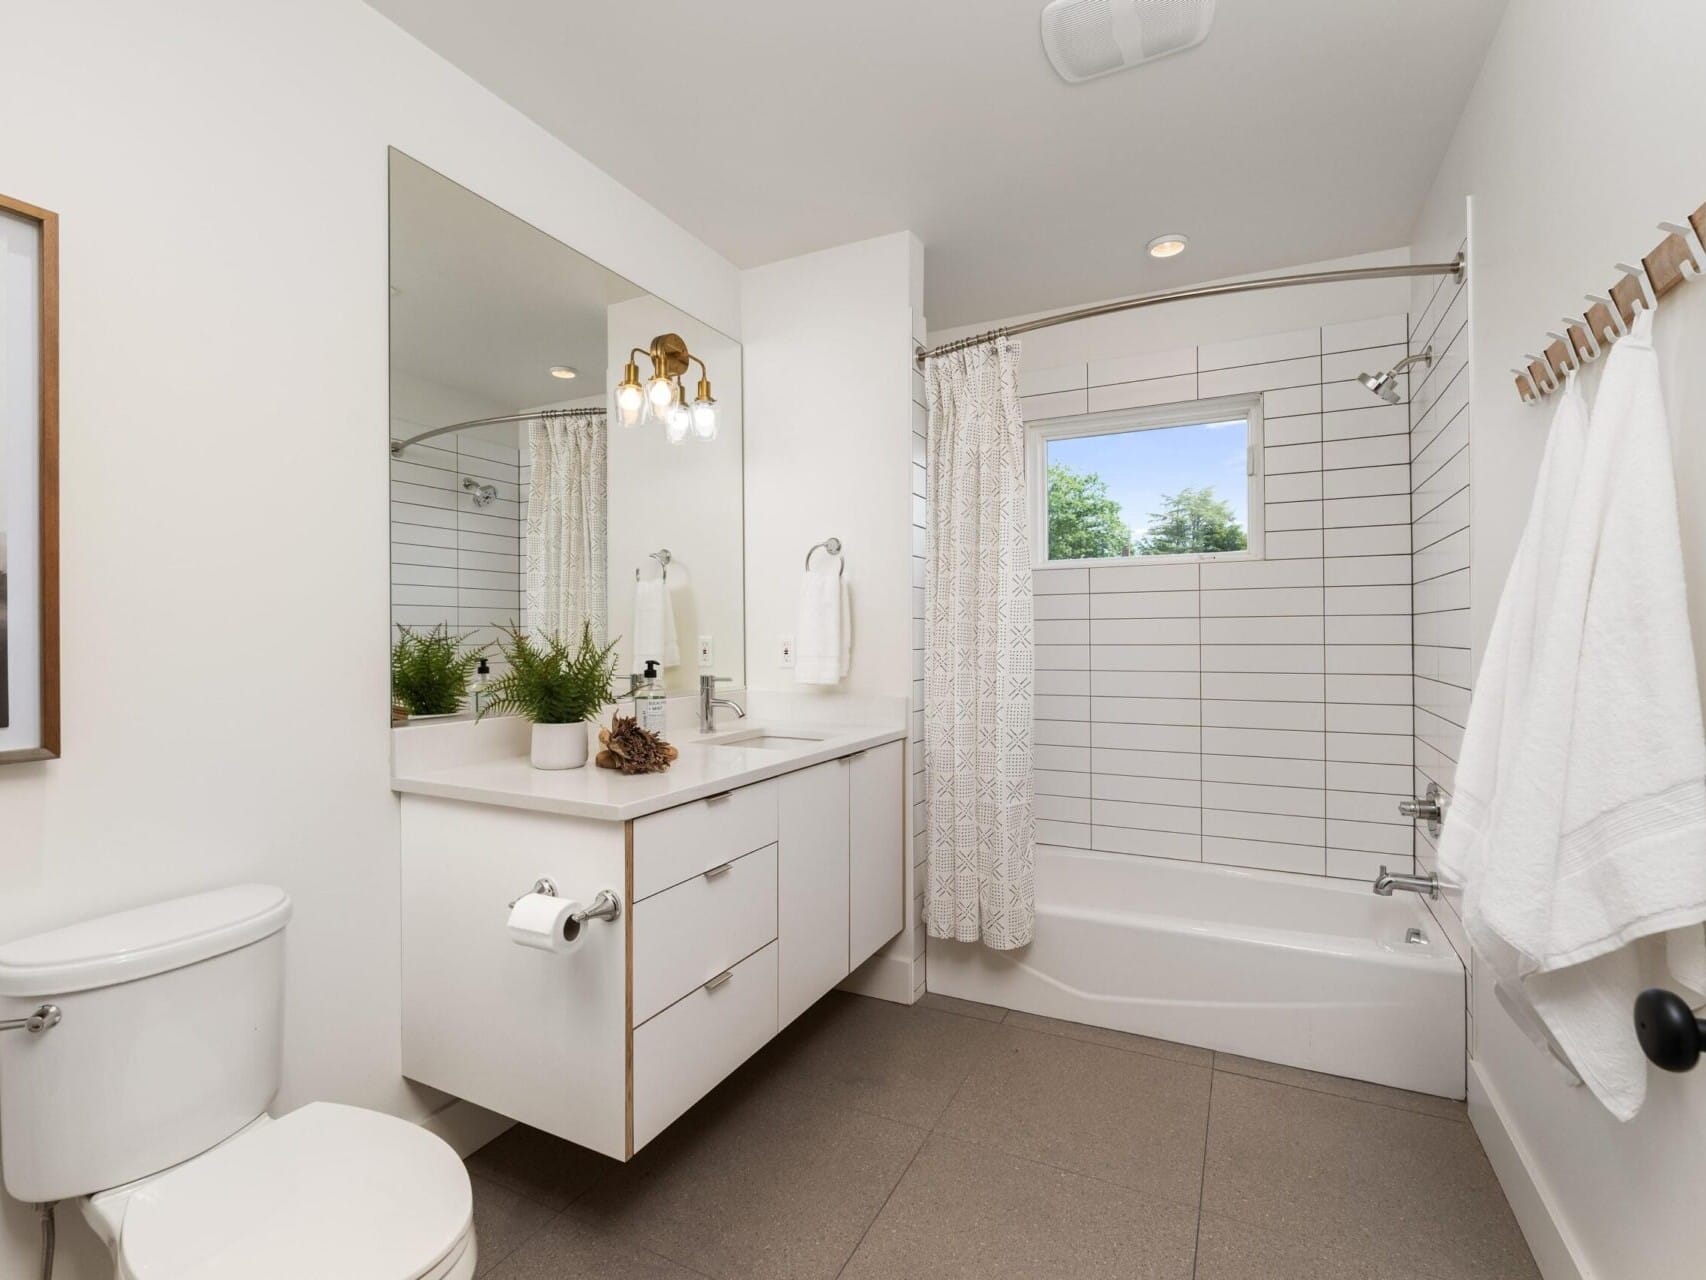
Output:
left=698, top=635, right=714, bottom=668
left=779, top=635, right=795, bottom=668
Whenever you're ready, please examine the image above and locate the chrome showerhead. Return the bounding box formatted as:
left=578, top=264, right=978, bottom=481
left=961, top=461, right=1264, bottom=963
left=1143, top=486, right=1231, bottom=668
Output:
left=1357, top=346, right=1434, bottom=406
left=1357, top=369, right=1402, bottom=405
left=462, top=477, right=498, bottom=508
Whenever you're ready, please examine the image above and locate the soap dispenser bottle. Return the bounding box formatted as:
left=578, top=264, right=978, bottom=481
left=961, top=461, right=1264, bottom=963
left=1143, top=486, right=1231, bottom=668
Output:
left=636, top=660, right=669, bottom=736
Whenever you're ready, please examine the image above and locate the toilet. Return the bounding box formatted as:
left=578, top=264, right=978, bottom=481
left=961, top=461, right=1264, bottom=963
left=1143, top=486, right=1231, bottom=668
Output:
left=0, top=885, right=477, bottom=1279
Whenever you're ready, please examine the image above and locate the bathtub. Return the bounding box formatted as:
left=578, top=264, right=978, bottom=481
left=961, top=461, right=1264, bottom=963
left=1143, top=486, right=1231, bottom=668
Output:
left=928, top=847, right=1467, bottom=1099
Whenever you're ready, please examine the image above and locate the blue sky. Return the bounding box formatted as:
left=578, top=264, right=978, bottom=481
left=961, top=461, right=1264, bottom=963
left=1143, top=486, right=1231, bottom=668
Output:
left=1048, top=419, right=1248, bottom=538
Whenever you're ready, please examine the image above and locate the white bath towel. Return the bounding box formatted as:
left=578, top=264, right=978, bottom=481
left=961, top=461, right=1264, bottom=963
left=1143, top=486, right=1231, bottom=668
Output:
left=632, top=575, right=679, bottom=669
left=795, top=564, right=850, bottom=685
left=1451, top=309, right=1706, bottom=1119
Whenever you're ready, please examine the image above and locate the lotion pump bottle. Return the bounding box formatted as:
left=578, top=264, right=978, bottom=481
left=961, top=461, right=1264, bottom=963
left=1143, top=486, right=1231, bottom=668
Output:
left=636, top=660, right=669, bottom=736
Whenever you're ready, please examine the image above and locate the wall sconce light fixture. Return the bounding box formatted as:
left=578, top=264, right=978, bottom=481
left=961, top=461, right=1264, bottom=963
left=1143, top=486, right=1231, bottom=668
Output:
left=615, top=333, right=717, bottom=442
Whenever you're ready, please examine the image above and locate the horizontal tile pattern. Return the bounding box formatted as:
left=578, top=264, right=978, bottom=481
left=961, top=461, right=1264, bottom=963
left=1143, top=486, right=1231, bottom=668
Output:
left=390, top=432, right=527, bottom=652
left=1023, top=316, right=1413, bottom=882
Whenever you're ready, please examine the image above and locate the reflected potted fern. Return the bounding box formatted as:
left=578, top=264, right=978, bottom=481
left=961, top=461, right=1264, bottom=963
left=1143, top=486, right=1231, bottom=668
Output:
left=391, top=624, right=487, bottom=720
left=478, top=623, right=619, bottom=770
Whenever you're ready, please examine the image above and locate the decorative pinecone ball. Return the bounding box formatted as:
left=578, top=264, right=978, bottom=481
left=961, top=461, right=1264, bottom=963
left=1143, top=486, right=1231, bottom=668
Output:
left=596, top=715, right=680, bottom=774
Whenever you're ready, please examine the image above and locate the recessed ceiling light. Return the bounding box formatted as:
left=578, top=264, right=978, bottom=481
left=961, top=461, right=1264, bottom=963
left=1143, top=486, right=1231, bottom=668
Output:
left=1147, top=234, right=1188, bottom=259
left=549, top=365, right=578, bottom=379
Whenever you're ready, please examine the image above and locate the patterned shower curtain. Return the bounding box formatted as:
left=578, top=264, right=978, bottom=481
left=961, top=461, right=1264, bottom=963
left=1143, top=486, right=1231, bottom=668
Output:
left=923, top=338, right=1036, bottom=949
left=526, top=412, right=608, bottom=645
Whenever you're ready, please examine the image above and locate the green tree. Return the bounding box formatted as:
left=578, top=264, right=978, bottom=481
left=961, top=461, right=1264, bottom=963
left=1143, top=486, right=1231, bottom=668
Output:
left=1048, top=463, right=1134, bottom=560
left=1134, top=486, right=1247, bottom=556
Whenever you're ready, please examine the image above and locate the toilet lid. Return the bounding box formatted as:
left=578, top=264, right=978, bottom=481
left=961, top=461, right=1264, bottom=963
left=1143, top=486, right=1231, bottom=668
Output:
left=119, top=1103, right=471, bottom=1280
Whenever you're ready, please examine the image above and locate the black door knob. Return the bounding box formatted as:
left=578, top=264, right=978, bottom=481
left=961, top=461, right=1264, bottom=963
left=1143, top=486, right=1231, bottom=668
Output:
left=1634, top=988, right=1706, bottom=1072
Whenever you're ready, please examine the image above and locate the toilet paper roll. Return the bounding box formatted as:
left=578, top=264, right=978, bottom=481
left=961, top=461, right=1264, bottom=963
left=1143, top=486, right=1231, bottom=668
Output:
left=506, top=893, right=586, bottom=953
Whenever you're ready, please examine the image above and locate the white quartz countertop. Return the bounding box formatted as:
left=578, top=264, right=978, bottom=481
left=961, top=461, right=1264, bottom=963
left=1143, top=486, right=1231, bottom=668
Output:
left=391, top=720, right=906, bottom=821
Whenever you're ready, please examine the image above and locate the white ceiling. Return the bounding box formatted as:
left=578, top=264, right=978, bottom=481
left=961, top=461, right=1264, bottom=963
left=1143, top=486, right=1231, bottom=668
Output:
left=389, top=151, right=643, bottom=411
left=369, top=0, right=1507, bottom=328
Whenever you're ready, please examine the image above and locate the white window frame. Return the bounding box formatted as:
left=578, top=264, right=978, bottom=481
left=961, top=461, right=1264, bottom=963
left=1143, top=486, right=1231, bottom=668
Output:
left=1027, top=392, right=1266, bottom=569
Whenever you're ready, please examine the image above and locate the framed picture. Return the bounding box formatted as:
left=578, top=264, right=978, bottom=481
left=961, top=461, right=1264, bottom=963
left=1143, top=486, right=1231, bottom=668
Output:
left=0, top=192, right=59, bottom=763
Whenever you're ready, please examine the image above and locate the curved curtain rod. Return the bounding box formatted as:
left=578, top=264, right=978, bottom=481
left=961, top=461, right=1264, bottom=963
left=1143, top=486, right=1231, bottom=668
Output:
left=389, top=406, right=606, bottom=455
left=916, top=256, right=1466, bottom=365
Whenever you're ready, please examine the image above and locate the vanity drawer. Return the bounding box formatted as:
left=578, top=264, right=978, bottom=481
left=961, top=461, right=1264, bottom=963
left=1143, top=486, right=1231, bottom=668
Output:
left=632, top=940, right=778, bottom=1150
left=632, top=843, right=778, bottom=1024
left=631, top=779, right=778, bottom=900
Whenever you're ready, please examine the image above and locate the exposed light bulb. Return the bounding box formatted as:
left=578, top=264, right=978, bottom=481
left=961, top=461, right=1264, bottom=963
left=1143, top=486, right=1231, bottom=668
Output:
left=691, top=398, right=717, bottom=440
left=647, top=376, right=676, bottom=409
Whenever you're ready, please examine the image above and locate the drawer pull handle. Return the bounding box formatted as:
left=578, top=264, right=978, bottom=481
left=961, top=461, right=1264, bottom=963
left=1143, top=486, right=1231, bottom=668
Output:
left=704, top=970, right=734, bottom=992
left=704, top=791, right=734, bottom=804
left=703, top=861, right=734, bottom=879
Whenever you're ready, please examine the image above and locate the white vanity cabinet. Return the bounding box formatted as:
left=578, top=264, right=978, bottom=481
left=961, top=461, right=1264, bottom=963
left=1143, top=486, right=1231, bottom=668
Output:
left=399, top=731, right=905, bottom=1161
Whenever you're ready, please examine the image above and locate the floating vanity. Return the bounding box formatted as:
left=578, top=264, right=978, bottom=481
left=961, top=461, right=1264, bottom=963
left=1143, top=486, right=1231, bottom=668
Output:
left=393, top=718, right=906, bottom=1160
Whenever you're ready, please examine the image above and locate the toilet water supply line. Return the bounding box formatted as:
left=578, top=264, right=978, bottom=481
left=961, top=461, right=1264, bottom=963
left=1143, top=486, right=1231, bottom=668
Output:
left=38, top=1201, right=55, bottom=1280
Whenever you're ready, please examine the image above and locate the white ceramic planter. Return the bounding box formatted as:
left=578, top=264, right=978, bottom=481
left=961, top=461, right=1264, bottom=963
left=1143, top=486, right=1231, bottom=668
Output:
left=530, top=721, right=589, bottom=770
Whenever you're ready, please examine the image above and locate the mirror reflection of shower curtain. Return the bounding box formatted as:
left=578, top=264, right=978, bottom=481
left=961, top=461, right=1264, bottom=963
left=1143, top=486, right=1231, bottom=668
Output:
left=526, top=412, right=607, bottom=646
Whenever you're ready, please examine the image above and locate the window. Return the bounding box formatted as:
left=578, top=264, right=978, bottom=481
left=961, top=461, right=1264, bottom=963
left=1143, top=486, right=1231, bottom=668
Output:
left=1028, top=395, right=1264, bottom=566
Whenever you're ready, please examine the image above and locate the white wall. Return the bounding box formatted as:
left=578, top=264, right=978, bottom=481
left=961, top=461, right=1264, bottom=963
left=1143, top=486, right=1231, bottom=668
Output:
left=0, top=2, right=738, bottom=1274
left=1411, top=2, right=1706, bottom=1276
left=742, top=231, right=926, bottom=996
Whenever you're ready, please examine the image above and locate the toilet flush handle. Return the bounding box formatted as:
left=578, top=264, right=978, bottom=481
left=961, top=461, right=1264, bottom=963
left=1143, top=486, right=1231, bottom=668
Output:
left=0, top=1004, right=61, bottom=1035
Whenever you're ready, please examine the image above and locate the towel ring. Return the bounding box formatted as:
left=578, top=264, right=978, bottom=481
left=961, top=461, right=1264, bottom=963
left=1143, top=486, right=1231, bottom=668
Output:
left=636, top=548, right=671, bottom=582
left=805, top=537, right=844, bottom=577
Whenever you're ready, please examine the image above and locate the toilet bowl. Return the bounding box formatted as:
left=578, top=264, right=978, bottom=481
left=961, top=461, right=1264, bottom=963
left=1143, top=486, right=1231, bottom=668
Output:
left=0, top=885, right=479, bottom=1279
left=83, top=1106, right=476, bottom=1280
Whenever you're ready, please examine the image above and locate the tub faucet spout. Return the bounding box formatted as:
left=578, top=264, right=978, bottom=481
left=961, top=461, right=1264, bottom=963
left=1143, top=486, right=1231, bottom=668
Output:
left=1372, top=866, right=1441, bottom=900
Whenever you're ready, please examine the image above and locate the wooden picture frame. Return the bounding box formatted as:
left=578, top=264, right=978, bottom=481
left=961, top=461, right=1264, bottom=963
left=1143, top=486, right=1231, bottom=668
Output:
left=0, top=192, right=59, bottom=763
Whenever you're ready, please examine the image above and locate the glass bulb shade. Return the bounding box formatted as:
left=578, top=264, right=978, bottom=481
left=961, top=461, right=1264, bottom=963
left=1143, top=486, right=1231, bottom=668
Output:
left=691, top=397, right=717, bottom=440
left=664, top=403, right=690, bottom=444
left=616, top=381, right=644, bottom=411
left=646, top=376, right=676, bottom=408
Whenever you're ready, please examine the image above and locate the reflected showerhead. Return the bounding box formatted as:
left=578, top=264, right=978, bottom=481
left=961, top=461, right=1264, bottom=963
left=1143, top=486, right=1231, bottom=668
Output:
left=1357, top=346, right=1434, bottom=406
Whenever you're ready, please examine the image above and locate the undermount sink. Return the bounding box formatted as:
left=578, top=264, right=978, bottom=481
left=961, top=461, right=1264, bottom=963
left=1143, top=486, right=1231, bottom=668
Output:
left=702, top=726, right=829, bottom=750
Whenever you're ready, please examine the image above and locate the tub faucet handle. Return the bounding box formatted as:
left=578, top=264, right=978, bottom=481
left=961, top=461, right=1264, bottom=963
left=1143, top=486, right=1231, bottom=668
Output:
left=1398, top=783, right=1445, bottom=835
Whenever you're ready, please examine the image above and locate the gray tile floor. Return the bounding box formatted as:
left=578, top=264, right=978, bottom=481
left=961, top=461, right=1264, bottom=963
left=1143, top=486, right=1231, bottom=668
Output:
left=467, top=992, right=1539, bottom=1280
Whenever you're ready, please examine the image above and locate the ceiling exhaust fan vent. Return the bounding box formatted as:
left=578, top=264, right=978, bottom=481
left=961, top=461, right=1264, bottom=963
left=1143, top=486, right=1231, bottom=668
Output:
left=1040, top=0, right=1216, bottom=83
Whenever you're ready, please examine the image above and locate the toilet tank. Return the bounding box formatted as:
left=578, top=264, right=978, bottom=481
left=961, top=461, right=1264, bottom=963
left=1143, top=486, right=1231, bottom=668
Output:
left=0, top=884, right=292, bottom=1203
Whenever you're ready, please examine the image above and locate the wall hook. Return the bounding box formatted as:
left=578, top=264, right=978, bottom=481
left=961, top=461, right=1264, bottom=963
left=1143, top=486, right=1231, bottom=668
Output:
left=1524, top=354, right=1558, bottom=394
left=1545, top=332, right=1580, bottom=375
left=1586, top=293, right=1628, bottom=343
left=1562, top=315, right=1601, bottom=363
left=1511, top=367, right=1542, bottom=404
left=1660, top=220, right=1706, bottom=281
left=1615, top=261, right=1658, bottom=314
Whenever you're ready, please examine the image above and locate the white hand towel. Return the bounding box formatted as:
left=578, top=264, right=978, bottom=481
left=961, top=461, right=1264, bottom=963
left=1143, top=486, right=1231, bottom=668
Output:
left=795, top=565, right=850, bottom=685
left=1454, top=309, right=1706, bottom=1120
left=632, top=576, right=680, bottom=669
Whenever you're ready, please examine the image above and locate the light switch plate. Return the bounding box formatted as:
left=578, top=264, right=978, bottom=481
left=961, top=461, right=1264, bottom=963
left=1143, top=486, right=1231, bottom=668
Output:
left=697, top=635, right=713, bottom=667
left=779, top=635, right=794, bottom=668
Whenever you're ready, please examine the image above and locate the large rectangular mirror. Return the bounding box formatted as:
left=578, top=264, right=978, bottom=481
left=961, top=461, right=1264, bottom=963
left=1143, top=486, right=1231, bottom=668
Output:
left=388, top=152, right=743, bottom=718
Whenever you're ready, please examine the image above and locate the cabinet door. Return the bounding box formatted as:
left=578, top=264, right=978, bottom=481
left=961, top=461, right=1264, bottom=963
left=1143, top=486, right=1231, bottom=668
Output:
left=848, top=741, right=905, bottom=967
left=777, top=758, right=851, bottom=1026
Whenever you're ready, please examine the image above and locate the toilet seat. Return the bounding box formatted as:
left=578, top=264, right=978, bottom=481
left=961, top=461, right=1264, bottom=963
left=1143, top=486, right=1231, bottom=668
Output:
left=113, top=1102, right=472, bottom=1280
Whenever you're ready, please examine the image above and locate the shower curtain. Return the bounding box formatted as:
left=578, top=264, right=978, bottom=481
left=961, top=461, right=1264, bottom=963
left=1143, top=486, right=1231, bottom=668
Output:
left=924, top=338, right=1036, bottom=950
left=526, top=412, right=607, bottom=646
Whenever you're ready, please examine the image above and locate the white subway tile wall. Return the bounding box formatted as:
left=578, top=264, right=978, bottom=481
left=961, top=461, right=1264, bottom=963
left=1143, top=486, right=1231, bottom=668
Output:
left=1023, top=315, right=1415, bottom=880
left=390, top=433, right=528, bottom=655
left=1408, top=243, right=1472, bottom=983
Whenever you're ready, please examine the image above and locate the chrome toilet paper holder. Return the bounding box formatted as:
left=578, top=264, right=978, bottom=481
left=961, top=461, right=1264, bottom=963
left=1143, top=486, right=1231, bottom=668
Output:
left=507, top=879, right=623, bottom=925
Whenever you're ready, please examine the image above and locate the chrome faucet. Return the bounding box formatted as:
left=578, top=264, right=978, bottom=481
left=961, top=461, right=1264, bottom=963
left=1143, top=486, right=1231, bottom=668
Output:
left=699, top=675, right=746, bottom=733
left=1372, top=865, right=1441, bottom=900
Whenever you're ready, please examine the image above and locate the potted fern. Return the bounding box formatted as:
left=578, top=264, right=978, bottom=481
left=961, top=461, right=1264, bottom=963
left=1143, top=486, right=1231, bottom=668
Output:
left=478, top=623, right=620, bottom=770
left=391, top=624, right=487, bottom=719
